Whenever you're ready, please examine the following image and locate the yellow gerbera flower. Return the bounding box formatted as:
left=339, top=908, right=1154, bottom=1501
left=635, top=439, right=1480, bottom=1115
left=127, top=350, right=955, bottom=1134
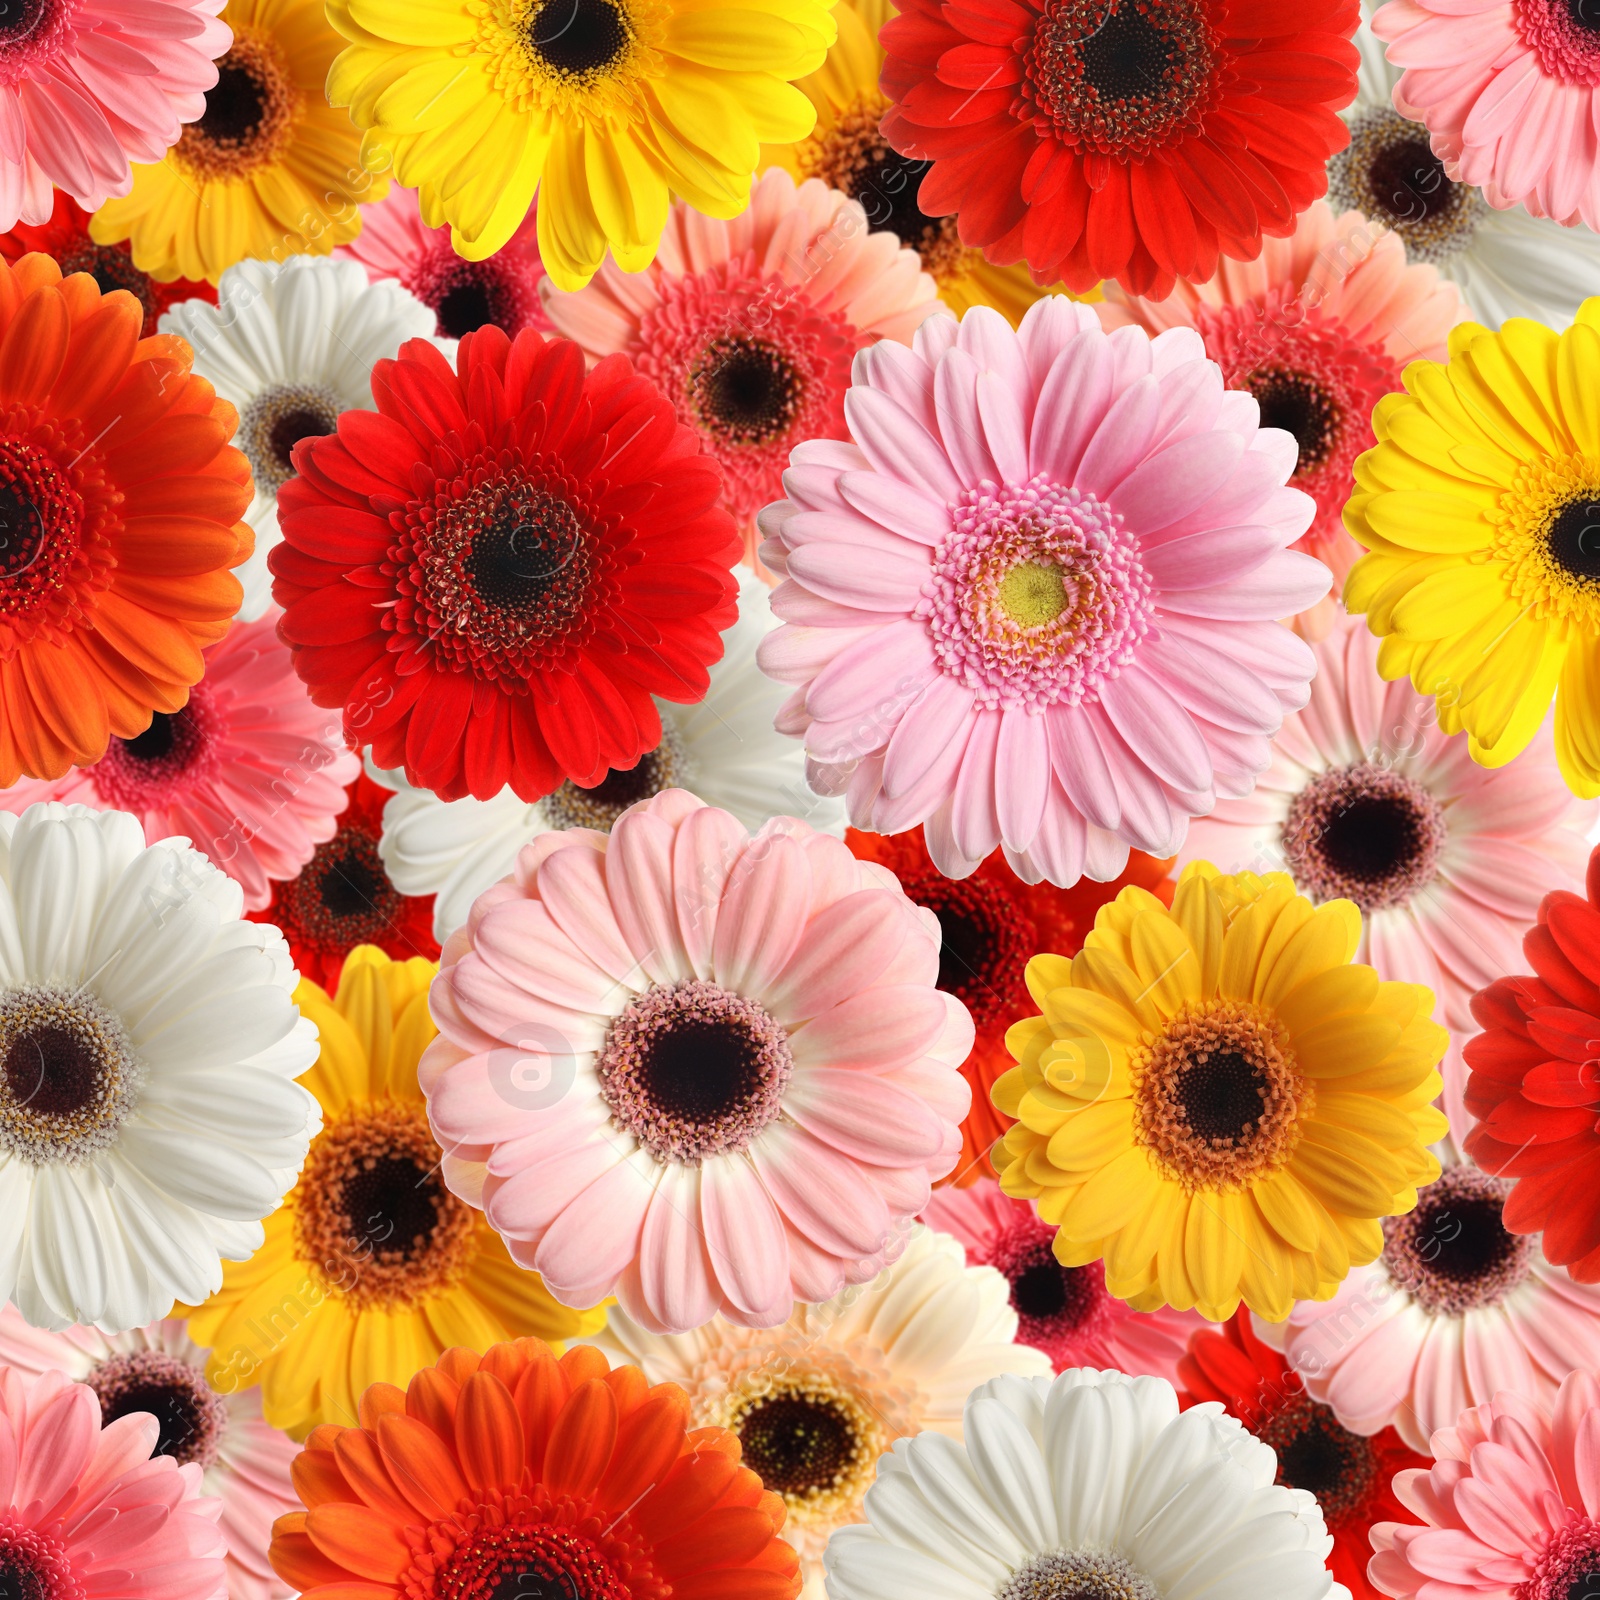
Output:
left=761, top=0, right=1089, bottom=321
left=323, top=0, right=835, bottom=290
left=89, top=0, right=384, bottom=284
left=1344, top=302, right=1600, bottom=797
left=991, top=864, right=1447, bottom=1324
left=185, top=946, right=603, bottom=1438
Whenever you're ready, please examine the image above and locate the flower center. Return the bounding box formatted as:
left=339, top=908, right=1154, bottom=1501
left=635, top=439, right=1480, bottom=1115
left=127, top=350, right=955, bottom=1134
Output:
left=1382, top=1166, right=1534, bottom=1315
left=55, top=244, right=158, bottom=332
left=88, top=1351, right=228, bottom=1469
left=996, top=1549, right=1160, bottom=1600
left=1492, top=461, right=1600, bottom=625
left=691, top=339, right=802, bottom=447
left=431, top=1521, right=633, bottom=1600
left=1133, top=1000, right=1310, bottom=1191
left=1517, top=0, right=1600, bottom=86
left=410, top=244, right=541, bottom=340
left=1282, top=762, right=1448, bottom=913
left=1521, top=1516, right=1600, bottom=1600
left=0, top=986, right=142, bottom=1167
left=92, top=690, right=222, bottom=812
left=0, top=437, right=89, bottom=629
left=894, top=870, right=1033, bottom=1031
left=1245, top=366, right=1340, bottom=475
left=540, top=723, right=690, bottom=832
left=239, top=383, right=340, bottom=498
left=0, top=0, right=72, bottom=91
left=294, top=1100, right=477, bottom=1310
left=1256, top=1393, right=1378, bottom=1525
left=277, top=823, right=404, bottom=956
left=174, top=33, right=298, bottom=180
left=1547, top=497, right=1600, bottom=582
left=923, top=476, right=1156, bottom=713
left=0, top=1521, right=85, bottom=1600
left=597, top=980, right=793, bottom=1165
left=523, top=0, right=632, bottom=77
left=992, top=1212, right=1112, bottom=1361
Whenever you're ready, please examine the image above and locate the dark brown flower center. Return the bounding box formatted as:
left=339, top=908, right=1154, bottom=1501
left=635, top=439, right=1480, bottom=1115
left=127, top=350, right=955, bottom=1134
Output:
left=1548, top=497, right=1600, bottom=582
left=279, top=827, right=403, bottom=954
left=1256, top=1393, right=1378, bottom=1524
left=89, top=1350, right=228, bottom=1468
left=901, top=872, right=1033, bottom=1032
left=525, top=0, right=631, bottom=76
left=56, top=244, right=157, bottom=329
left=1246, top=366, right=1340, bottom=474
left=541, top=729, right=688, bottom=832
left=1382, top=1167, right=1534, bottom=1315
left=691, top=338, right=804, bottom=446
left=175, top=34, right=296, bottom=180
left=738, top=1395, right=856, bottom=1495
left=433, top=1524, right=632, bottom=1600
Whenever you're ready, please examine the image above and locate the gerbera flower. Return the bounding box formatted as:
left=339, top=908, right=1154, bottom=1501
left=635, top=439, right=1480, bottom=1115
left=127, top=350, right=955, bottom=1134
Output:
left=544, top=167, right=944, bottom=562
left=322, top=0, right=836, bottom=291
left=826, top=1367, right=1347, bottom=1600
left=270, top=1339, right=802, bottom=1600
left=1099, top=201, right=1467, bottom=638
left=1178, top=1309, right=1427, bottom=1600
left=1180, top=610, right=1596, bottom=1033
left=589, top=1224, right=1050, bottom=1597
left=370, top=570, right=845, bottom=943
left=186, top=946, right=601, bottom=1439
left=1275, top=1161, right=1600, bottom=1451
left=1, top=191, right=216, bottom=337
left=923, top=1177, right=1209, bottom=1378
left=877, top=0, right=1361, bottom=299
left=757, top=300, right=1327, bottom=887
left=337, top=185, right=550, bottom=343
left=1344, top=299, right=1600, bottom=797
left=245, top=775, right=437, bottom=992
left=993, top=860, right=1449, bottom=1323
left=0, top=1364, right=227, bottom=1600
left=89, top=0, right=387, bottom=284
left=0, top=804, right=320, bottom=1333
left=162, top=257, right=435, bottom=620
left=847, top=824, right=1173, bottom=1181
left=1329, top=1, right=1600, bottom=329
left=423, top=788, right=973, bottom=1333
left=0, top=253, right=252, bottom=785
left=0, top=1304, right=297, bottom=1600
left=0, top=611, right=360, bottom=913
left=272, top=326, right=742, bottom=805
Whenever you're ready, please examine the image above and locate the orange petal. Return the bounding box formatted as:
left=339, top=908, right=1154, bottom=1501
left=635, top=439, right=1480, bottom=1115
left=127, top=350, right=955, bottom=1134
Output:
left=358, top=1384, right=406, bottom=1433
left=291, top=1446, right=356, bottom=1510
left=666, top=1569, right=801, bottom=1600
left=269, top=1528, right=355, bottom=1591
left=544, top=1379, right=617, bottom=1500
left=333, top=1430, right=418, bottom=1522
left=454, top=1371, right=524, bottom=1493
left=304, top=1503, right=411, bottom=1583
left=405, top=1366, right=460, bottom=1440
left=513, top=1348, right=567, bottom=1480
left=375, top=1412, right=468, bottom=1522
left=598, top=1395, right=687, bottom=1515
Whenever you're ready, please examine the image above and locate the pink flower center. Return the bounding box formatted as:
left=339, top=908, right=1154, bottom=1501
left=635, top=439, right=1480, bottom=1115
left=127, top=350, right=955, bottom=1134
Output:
left=92, top=688, right=222, bottom=812
left=408, top=240, right=545, bottom=340
left=598, top=980, right=793, bottom=1165
left=1382, top=1167, right=1535, bottom=1316
left=0, top=1520, right=85, bottom=1600
left=88, top=1350, right=228, bottom=1469
left=0, top=0, right=74, bottom=92
left=920, top=476, right=1154, bottom=712
left=1522, top=1517, right=1600, bottom=1600
left=990, top=1211, right=1113, bottom=1364
left=1517, top=0, right=1600, bottom=87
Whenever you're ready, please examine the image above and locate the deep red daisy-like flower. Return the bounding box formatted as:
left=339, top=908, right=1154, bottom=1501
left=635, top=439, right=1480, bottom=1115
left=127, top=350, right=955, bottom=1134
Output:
left=247, top=772, right=439, bottom=989
left=846, top=826, right=1172, bottom=1183
left=1178, top=1311, right=1427, bottom=1599
left=271, top=328, right=741, bottom=803
left=1464, top=845, right=1600, bottom=1281
left=879, top=0, right=1361, bottom=297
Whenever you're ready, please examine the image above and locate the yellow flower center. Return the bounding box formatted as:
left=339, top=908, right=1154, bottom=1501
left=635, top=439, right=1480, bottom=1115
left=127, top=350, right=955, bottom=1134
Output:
left=172, top=31, right=300, bottom=183
left=998, top=560, right=1069, bottom=626
left=476, top=0, right=664, bottom=120
left=1490, top=453, right=1600, bottom=627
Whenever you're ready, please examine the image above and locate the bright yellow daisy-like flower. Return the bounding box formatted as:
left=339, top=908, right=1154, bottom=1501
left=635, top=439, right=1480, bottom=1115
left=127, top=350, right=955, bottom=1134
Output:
left=324, top=0, right=835, bottom=290
left=186, top=946, right=603, bottom=1438
left=992, top=864, right=1448, bottom=1324
left=1345, top=301, right=1600, bottom=797
left=90, top=0, right=385, bottom=284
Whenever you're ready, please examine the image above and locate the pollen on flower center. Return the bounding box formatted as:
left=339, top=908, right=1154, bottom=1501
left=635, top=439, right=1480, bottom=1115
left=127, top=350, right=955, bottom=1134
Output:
left=992, top=1212, right=1114, bottom=1357
left=173, top=33, right=298, bottom=181
left=423, top=1510, right=636, bottom=1600
left=0, top=436, right=93, bottom=628
left=691, top=339, right=802, bottom=446
left=277, top=823, right=403, bottom=955
left=88, top=1351, right=229, bottom=1469
left=239, top=383, right=340, bottom=496
left=55, top=244, right=156, bottom=326
left=1524, top=1517, right=1600, bottom=1600
left=999, top=560, right=1068, bottom=626
left=1382, top=1165, right=1534, bottom=1315
left=1517, top=0, right=1600, bottom=86
left=996, top=1548, right=1161, bottom=1600
left=541, top=722, right=691, bottom=832
left=1490, top=458, right=1600, bottom=623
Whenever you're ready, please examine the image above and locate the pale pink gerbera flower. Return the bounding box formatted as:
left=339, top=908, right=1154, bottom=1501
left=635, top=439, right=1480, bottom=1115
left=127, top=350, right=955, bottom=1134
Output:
left=1374, top=0, right=1600, bottom=231
left=1369, top=1368, right=1600, bottom=1600
left=756, top=299, right=1329, bottom=888
left=0, top=0, right=229, bottom=229
left=0, top=1363, right=226, bottom=1600
left=0, top=611, right=359, bottom=910
left=543, top=167, right=945, bottom=562
left=1098, top=201, right=1468, bottom=639
left=922, top=1179, right=1213, bottom=1382
left=1179, top=609, right=1596, bottom=1032
left=0, top=1305, right=295, bottom=1600
left=422, top=787, right=973, bottom=1335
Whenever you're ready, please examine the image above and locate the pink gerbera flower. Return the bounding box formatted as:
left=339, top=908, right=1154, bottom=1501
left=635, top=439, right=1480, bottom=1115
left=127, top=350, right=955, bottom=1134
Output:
left=0, top=611, right=359, bottom=910
left=922, top=1178, right=1212, bottom=1381
left=421, top=787, right=973, bottom=1335
left=0, top=0, right=229, bottom=229
left=756, top=299, right=1329, bottom=887
left=1370, top=1369, right=1600, bottom=1600
left=0, top=1363, right=227, bottom=1600
left=1098, top=201, right=1468, bottom=639
left=543, top=167, right=945, bottom=563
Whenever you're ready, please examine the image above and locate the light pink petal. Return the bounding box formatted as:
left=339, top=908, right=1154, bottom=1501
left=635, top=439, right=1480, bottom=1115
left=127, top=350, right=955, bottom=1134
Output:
left=789, top=984, right=950, bottom=1071
left=749, top=1120, right=893, bottom=1256
left=1029, top=328, right=1113, bottom=482
left=783, top=1067, right=947, bottom=1163
left=701, top=1154, right=791, bottom=1322
left=845, top=386, right=964, bottom=503
left=606, top=808, right=692, bottom=984
left=672, top=804, right=748, bottom=980
left=763, top=889, right=910, bottom=1021
left=637, top=1163, right=720, bottom=1333
left=711, top=831, right=812, bottom=998
left=533, top=1146, right=657, bottom=1297
left=995, top=708, right=1049, bottom=855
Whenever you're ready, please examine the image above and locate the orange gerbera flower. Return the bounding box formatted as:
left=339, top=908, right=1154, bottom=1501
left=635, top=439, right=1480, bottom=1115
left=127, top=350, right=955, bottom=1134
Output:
left=270, top=1340, right=802, bottom=1600
left=0, top=254, right=253, bottom=784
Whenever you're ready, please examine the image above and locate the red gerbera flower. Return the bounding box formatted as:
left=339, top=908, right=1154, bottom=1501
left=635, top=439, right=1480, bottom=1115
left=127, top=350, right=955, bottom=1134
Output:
left=1, top=192, right=215, bottom=338
left=878, top=0, right=1361, bottom=298
left=248, top=773, right=438, bottom=989
left=1177, top=1312, right=1427, bottom=1599
left=846, top=825, right=1173, bottom=1183
left=1464, top=844, right=1600, bottom=1281
left=271, top=328, right=741, bottom=803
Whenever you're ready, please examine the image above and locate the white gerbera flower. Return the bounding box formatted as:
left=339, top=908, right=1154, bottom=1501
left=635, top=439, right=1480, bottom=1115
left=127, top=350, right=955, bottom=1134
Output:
left=370, top=569, right=847, bottom=941
left=591, top=1225, right=1049, bottom=1600
left=825, top=1368, right=1351, bottom=1600
left=0, top=805, right=320, bottom=1333
left=1328, top=0, right=1600, bottom=329
left=160, top=257, right=437, bottom=620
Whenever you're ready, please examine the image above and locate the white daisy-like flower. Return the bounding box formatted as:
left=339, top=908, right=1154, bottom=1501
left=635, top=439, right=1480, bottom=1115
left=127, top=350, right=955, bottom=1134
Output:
left=370, top=569, right=847, bottom=942
left=825, top=1367, right=1350, bottom=1600
left=1327, top=0, right=1600, bottom=329
left=0, top=1304, right=298, bottom=1600
left=590, top=1224, right=1050, bottom=1600
left=0, top=804, right=321, bottom=1333
left=160, top=256, right=437, bottom=620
